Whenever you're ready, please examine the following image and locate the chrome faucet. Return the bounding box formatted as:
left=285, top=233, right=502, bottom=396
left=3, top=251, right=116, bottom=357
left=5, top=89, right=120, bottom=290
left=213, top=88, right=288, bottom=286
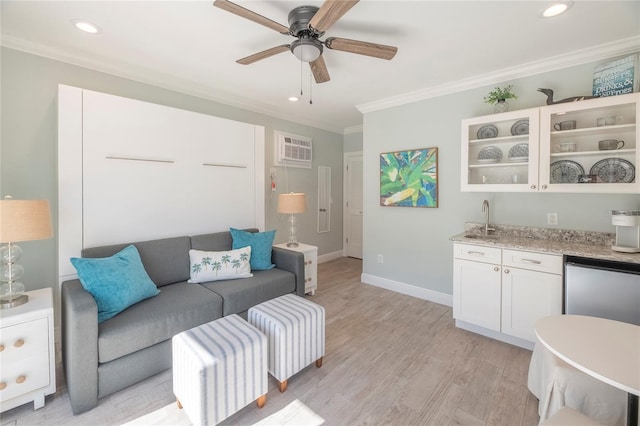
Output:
left=482, top=200, right=496, bottom=235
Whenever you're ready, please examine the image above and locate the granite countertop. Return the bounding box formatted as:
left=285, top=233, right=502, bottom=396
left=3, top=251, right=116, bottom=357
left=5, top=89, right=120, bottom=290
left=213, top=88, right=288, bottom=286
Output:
left=450, top=223, right=640, bottom=265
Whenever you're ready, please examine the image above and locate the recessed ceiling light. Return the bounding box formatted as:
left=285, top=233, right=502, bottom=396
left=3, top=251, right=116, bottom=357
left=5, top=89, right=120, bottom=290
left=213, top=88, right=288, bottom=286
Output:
left=288, top=96, right=299, bottom=102
left=541, top=1, right=573, bottom=18
left=72, top=19, right=102, bottom=34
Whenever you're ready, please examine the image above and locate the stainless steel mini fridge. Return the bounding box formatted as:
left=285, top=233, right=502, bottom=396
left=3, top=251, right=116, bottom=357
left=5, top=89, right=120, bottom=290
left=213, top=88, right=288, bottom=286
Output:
left=565, top=256, right=640, bottom=326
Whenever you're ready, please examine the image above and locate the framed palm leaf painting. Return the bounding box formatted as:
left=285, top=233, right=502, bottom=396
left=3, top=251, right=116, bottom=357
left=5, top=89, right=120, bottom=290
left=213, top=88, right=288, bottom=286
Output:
left=380, top=147, right=438, bottom=207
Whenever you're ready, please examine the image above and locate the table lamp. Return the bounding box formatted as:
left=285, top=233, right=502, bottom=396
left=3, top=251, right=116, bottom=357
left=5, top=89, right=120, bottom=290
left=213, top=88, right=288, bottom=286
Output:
left=0, top=197, right=53, bottom=309
left=277, top=193, right=306, bottom=247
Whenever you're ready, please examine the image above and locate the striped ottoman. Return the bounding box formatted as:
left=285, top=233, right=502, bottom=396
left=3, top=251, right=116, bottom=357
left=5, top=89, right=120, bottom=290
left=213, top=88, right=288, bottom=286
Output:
left=172, top=314, right=268, bottom=426
left=248, top=294, right=325, bottom=392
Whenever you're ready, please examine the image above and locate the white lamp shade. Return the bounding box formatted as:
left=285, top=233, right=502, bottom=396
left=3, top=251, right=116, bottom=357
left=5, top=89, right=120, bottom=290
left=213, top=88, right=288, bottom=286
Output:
left=277, top=193, right=306, bottom=214
left=0, top=199, right=53, bottom=243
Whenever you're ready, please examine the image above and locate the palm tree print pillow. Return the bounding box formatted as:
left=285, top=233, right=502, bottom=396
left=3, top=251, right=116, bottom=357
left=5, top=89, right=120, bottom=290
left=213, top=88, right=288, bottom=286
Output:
left=187, top=246, right=253, bottom=283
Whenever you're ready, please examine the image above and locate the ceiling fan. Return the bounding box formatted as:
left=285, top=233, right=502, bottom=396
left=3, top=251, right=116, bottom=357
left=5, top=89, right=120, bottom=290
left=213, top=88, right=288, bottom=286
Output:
left=213, top=0, right=398, bottom=84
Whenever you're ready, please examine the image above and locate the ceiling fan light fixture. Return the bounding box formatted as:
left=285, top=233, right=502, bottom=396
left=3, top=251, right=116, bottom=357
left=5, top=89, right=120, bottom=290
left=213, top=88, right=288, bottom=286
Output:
left=291, top=38, right=323, bottom=63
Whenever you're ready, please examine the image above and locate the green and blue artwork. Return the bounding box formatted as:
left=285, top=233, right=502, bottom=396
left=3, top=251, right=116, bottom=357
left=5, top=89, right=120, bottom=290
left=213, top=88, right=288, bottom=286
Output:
left=380, top=147, right=438, bottom=207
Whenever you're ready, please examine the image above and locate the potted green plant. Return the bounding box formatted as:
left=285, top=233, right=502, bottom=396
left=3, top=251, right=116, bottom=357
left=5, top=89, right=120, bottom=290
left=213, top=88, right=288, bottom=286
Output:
left=484, top=85, right=518, bottom=113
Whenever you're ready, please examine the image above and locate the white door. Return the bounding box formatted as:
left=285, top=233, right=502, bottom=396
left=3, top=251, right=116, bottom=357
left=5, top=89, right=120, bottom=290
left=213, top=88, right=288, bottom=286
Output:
left=344, top=153, right=363, bottom=259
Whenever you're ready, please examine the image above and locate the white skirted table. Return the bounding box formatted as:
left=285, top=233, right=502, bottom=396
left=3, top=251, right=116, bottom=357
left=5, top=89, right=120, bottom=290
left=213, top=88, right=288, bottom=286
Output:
left=536, top=315, right=640, bottom=426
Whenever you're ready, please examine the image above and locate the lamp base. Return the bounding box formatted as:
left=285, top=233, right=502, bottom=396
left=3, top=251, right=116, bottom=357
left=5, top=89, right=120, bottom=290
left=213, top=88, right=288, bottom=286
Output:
left=0, top=294, right=29, bottom=309
left=286, top=241, right=299, bottom=248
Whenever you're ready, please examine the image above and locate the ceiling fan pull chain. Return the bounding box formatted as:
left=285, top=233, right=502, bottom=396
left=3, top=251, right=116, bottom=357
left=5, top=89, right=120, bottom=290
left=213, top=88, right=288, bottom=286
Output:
left=300, top=56, right=304, bottom=96
left=309, top=72, right=313, bottom=104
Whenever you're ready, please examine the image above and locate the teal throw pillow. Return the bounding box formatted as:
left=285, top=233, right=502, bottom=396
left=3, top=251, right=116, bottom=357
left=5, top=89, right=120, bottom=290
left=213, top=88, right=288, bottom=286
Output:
left=230, top=228, right=276, bottom=270
left=70, top=245, right=160, bottom=323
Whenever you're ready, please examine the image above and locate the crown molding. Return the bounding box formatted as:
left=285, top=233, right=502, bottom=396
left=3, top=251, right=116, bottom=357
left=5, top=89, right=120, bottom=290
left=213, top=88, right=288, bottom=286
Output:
left=343, top=125, right=363, bottom=135
left=357, top=36, right=640, bottom=114
left=0, top=35, right=344, bottom=135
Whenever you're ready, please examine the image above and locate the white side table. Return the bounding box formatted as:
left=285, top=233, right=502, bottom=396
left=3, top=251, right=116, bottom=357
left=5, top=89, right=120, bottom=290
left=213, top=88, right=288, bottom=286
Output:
left=274, top=243, right=318, bottom=295
left=0, top=288, right=56, bottom=412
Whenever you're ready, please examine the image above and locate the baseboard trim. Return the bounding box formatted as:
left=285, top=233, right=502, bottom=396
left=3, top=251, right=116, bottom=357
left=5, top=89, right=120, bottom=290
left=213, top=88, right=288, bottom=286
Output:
left=318, top=251, right=343, bottom=264
left=361, top=273, right=452, bottom=307
left=455, top=320, right=534, bottom=350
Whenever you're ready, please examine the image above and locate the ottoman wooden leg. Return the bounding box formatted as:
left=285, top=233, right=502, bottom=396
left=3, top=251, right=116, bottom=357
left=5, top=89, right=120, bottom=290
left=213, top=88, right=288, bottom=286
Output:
left=315, top=357, right=323, bottom=368
left=256, top=394, right=266, bottom=409
left=176, top=399, right=183, bottom=409
left=278, top=379, right=288, bottom=393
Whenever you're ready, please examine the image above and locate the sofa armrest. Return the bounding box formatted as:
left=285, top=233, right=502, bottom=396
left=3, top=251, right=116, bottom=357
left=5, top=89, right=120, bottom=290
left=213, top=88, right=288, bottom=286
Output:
left=272, top=247, right=306, bottom=297
left=61, top=279, right=99, bottom=414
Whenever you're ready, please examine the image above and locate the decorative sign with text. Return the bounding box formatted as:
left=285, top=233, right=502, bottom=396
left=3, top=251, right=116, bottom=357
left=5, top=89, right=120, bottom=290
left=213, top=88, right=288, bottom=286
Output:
left=593, top=54, right=639, bottom=97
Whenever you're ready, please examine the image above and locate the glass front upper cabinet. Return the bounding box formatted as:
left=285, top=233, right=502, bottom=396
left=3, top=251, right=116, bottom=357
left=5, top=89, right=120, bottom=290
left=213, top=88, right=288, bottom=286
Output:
left=461, top=108, right=540, bottom=192
left=539, top=92, right=639, bottom=193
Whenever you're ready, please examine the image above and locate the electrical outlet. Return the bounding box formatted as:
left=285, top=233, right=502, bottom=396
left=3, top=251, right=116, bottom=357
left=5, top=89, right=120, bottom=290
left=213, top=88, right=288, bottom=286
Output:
left=377, top=254, right=384, bottom=264
left=547, top=213, right=559, bottom=225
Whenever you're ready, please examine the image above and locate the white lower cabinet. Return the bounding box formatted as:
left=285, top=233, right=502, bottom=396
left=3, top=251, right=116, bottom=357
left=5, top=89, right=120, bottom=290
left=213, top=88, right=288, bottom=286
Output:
left=453, top=249, right=502, bottom=332
left=453, top=243, right=562, bottom=347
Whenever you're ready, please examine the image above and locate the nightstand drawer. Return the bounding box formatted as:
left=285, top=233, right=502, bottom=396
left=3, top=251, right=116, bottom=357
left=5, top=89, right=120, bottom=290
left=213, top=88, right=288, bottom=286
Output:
left=0, top=318, right=48, bottom=363
left=0, top=354, right=50, bottom=401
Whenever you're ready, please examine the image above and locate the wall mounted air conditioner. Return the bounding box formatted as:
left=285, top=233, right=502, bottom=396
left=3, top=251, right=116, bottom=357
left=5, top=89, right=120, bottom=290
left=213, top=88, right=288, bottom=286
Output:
left=274, top=131, right=312, bottom=169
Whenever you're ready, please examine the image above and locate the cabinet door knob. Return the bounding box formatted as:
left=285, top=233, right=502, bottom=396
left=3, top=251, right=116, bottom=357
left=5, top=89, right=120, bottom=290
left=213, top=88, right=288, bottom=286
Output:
left=541, top=185, right=548, bottom=190
left=0, top=382, right=6, bottom=390
left=504, top=269, right=510, bottom=274
left=493, top=266, right=499, bottom=272
left=16, top=375, right=26, bottom=384
left=14, top=339, right=24, bottom=348
left=530, top=185, right=536, bottom=190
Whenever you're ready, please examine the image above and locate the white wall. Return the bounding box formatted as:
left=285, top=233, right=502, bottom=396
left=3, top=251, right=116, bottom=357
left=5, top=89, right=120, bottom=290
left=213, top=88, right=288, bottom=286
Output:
left=362, top=60, right=640, bottom=299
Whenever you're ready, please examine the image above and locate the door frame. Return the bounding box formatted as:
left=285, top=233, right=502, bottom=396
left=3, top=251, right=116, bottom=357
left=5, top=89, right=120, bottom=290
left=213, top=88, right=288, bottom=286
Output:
left=343, top=151, right=363, bottom=257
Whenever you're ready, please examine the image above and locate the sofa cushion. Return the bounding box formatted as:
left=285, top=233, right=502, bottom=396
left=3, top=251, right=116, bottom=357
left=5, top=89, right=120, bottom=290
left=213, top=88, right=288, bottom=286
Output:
left=71, top=245, right=160, bottom=323
left=82, top=236, right=191, bottom=287
left=97, top=282, right=223, bottom=363
left=201, top=268, right=296, bottom=315
left=230, top=228, right=276, bottom=270
left=190, top=229, right=258, bottom=252
left=188, top=247, right=252, bottom=283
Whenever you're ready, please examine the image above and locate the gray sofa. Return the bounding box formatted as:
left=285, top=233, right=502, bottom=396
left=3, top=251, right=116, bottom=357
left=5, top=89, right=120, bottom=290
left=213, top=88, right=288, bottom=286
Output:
left=61, top=229, right=305, bottom=414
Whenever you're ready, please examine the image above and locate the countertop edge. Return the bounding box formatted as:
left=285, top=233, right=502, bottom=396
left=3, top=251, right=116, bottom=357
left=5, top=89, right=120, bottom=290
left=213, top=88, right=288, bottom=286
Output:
left=450, top=232, right=640, bottom=265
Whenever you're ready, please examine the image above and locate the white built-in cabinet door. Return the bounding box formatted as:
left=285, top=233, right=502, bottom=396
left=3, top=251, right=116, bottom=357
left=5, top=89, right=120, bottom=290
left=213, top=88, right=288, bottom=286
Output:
left=81, top=89, right=261, bottom=247
left=453, top=258, right=502, bottom=332
left=501, top=267, right=562, bottom=342
left=82, top=90, right=188, bottom=246
left=186, top=117, right=257, bottom=236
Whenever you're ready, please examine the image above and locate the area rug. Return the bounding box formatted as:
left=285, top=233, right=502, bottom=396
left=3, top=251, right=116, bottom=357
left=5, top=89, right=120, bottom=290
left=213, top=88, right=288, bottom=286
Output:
left=123, top=398, right=324, bottom=425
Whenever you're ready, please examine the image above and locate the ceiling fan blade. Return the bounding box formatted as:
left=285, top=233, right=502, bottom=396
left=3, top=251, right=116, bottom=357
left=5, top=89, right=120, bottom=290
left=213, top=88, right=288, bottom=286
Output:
left=310, top=56, right=330, bottom=83
left=309, top=0, right=359, bottom=33
left=237, top=45, right=290, bottom=65
left=213, top=0, right=290, bottom=35
left=325, top=37, right=397, bottom=60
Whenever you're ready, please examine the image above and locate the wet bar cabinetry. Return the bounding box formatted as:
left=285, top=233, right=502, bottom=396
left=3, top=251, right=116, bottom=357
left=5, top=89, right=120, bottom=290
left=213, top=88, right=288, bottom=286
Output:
left=462, top=92, right=639, bottom=193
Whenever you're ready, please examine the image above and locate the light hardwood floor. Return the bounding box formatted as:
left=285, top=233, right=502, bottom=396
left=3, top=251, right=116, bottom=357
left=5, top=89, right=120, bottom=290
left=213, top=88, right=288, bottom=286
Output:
left=1, top=257, right=540, bottom=425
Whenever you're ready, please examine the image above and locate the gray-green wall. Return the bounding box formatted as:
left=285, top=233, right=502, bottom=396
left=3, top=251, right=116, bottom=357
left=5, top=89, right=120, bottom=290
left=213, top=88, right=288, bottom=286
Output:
left=0, top=47, right=344, bottom=298
left=344, top=131, right=363, bottom=152
left=363, top=59, right=640, bottom=297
